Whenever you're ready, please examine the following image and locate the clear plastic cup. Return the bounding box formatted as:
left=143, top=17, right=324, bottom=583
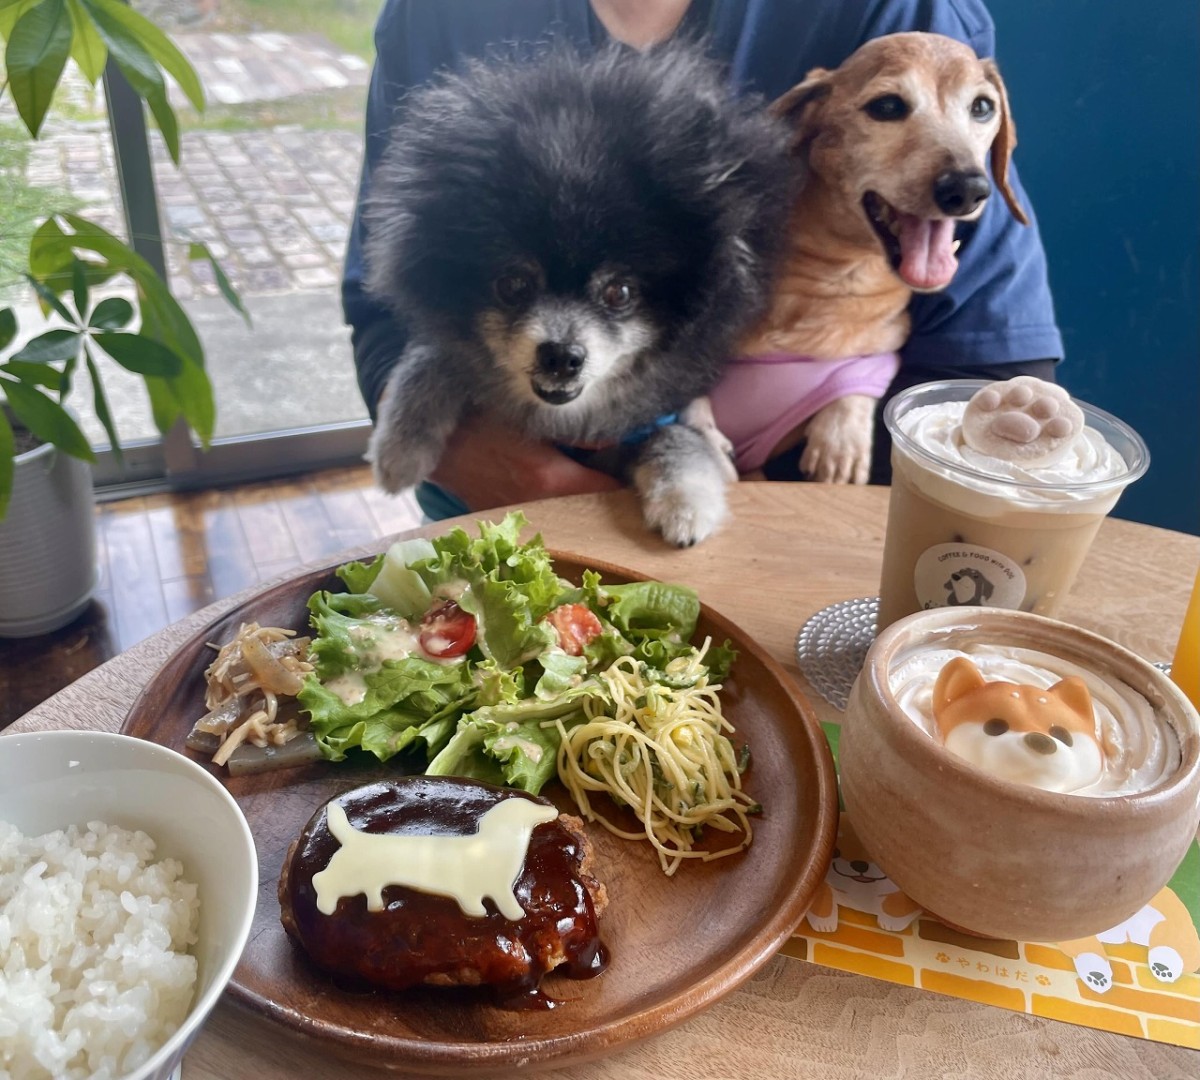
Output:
left=877, top=380, right=1149, bottom=631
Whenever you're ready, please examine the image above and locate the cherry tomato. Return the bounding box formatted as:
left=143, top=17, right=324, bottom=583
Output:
left=418, top=600, right=477, bottom=658
left=543, top=603, right=604, bottom=656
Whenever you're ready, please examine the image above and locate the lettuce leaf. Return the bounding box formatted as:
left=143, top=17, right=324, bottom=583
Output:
left=296, top=513, right=733, bottom=788
left=425, top=686, right=603, bottom=793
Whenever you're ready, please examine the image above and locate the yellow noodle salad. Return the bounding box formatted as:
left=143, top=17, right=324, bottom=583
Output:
left=552, top=641, right=758, bottom=875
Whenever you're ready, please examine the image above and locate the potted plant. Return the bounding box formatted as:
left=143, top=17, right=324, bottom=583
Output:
left=0, top=0, right=242, bottom=636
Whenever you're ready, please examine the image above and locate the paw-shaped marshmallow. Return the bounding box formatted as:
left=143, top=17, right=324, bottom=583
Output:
left=961, top=376, right=1084, bottom=465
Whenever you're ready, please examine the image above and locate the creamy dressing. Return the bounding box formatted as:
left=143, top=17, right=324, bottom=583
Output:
left=323, top=606, right=471, bottom=705
left=492, top=727, right=545, bottom=764
left=312, top=799, right=559, bottom=920
left=325, top=672, right=369, bottom=706
left=889, top=643, right=1181, bottom=796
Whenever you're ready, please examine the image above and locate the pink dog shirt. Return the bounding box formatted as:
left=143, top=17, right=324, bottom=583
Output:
left=709, top=352, right=901, bottom=473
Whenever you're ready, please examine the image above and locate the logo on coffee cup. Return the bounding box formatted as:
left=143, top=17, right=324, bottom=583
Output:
left=914, top=543, right=1027, bottom=612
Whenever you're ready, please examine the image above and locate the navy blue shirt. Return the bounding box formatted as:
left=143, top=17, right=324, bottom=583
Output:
left=343, top=0, right=1064, bottom=488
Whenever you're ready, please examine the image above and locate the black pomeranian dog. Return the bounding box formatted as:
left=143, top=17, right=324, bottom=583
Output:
left=363, top=41, right=796, bottom=545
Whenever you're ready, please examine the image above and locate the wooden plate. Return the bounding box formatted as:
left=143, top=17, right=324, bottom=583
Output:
left=122, top=551, right=838, bottom=1075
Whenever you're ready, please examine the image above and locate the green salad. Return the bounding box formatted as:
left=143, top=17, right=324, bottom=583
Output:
left=292, top=512, right=735, bottom=794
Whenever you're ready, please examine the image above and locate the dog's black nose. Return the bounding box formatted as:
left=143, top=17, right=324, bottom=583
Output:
left=536, top=341, right=586, bottom=378
left=849, top=860, right=870, bottom=874
left=933, top=170, right=991, bottom=216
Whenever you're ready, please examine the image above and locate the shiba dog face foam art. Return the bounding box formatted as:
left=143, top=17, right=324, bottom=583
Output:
left=932, top=657, right=1104, bottom=792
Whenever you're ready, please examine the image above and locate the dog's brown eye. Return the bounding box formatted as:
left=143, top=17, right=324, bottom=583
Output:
left=494, top=272, right=535, bottom=308
left=864, top=94, right=909, bottom=122
left=984, top=719, right=1008, bottom=736
left=1049, top=725, right=1074, bottom=746
left=601, top=280, right=635, bottom=312
left=970, top=96, right=996, bottom=121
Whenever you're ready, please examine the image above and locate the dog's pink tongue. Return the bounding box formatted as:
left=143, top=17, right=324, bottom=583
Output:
left=898, top=216, right=958, bottom=290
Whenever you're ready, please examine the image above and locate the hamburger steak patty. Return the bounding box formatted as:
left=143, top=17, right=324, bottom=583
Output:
left=279, top=776, right=608, bottom=1007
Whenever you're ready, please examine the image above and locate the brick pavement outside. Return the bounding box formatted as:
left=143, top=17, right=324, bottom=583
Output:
left=9, top=31, right=370, bottom=302
left=2, top=30, right=376, bottom=442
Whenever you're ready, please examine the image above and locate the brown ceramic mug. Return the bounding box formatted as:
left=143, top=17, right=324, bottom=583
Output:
left=839, top=607, right=1200, bottom=942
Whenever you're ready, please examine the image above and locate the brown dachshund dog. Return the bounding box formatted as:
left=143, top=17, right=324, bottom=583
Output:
left=714, top=32, right=1029, bottom=484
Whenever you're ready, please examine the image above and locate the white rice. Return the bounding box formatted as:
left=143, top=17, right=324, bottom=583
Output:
left=0, top=819, right=200, bottom=1080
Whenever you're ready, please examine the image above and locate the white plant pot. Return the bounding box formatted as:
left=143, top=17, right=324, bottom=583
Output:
left=0, top=436, right=98, bottom=638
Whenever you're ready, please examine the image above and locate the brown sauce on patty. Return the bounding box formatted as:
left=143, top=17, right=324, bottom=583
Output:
left=279, top=776, right=608, bottom=1008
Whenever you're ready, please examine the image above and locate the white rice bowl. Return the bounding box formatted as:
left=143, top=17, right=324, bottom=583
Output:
left=0, top=731, right=257, bottom=1080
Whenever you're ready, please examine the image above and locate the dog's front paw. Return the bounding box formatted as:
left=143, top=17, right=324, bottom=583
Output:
left=632, top=427, right=731, bottom=547
left=641, top=484, right=727, bottom=547
left=799, top=394, right=876, bottom=484
left=366, top=424, right=441, bottom=494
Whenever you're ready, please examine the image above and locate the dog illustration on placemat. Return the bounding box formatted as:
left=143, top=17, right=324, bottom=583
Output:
left=1058, top=886, right=1200, bottom=993
left=805, top=813, right=922, bottom=933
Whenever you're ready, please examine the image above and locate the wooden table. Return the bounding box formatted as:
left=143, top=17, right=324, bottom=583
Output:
left=8, top=484, right=1199, bottom=1079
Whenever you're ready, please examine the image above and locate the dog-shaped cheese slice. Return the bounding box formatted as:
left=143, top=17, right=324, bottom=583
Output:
left=932, top=657, right=1104, bottom=793
left=312, top=798, right=559, bottom=921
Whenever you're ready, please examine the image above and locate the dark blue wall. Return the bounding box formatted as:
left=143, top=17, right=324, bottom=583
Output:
left=991, top=0, right=1199, bottom=535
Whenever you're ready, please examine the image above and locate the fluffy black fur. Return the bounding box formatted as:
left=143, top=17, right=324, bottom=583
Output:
left=363, top=41, right=797, bottom=544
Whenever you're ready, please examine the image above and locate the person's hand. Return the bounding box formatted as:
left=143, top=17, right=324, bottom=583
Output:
left=429, top=413, right=623, bottom=510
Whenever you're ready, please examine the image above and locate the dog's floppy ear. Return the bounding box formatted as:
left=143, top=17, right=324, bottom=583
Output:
left=981, top=58, right=1029, bottom=226
left=771, top=70, right=832, bottom=153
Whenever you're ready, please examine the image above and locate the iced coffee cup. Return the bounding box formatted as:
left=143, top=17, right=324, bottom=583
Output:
left=877, top=377, right=1149, bottom=631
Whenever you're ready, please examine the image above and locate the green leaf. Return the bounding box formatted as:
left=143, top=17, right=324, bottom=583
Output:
left=60, top=215, right=202, bottom=365
left=24, top=272, right=76, bottom=324
left=88, top=296, right=133, bottom=329
left=84, top=0, right=204, bottom=111
left=5, top=0, right=72, bottom=138
left=144, top=83, right=180, bottom=164
left=0, top=308, right=16, bottom=352
left=28, top=219, right=122, bottom=299
left=65, top=0, right=107, bottom=84
left=0, top=377, right=94, bottom=460
left=189, top=242, right=251, bottom=326
left=0, top=2, right=44, bottom=40
left=165, top=353, right=214, bottom=445
left=81, top=1, right=184, bottom=160
left=1, top=359, right=64, bottom=390
left=92, top=331, right=183, bottom=376
left=71, top=258, right=89, bottom=321
left=27, top=217, right=74, bottom=284
left=83, top=342, right=122, bottom=464
left=0, top=407, right=13, bottom=519
left=12, top=327, right=80, bottom=364
left=137, top=276, right=202, bottom=360
left=142, top=373, right=181, bottom=435
left=27, top=216, right=216, bottom=445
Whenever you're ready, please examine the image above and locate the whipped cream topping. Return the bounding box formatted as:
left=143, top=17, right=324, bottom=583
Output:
left=889, top=643, right=1181, bottom=797
left=898, top=400, right=1128, bottom=494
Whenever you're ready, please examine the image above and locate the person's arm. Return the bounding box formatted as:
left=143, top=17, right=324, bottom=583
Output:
left=343, top=1, right=413, bottom=421
left=429, top=413, right=623, bottom=507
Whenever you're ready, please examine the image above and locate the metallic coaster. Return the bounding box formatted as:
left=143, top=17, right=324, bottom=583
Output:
left=795, top=597, right=879, bottom=711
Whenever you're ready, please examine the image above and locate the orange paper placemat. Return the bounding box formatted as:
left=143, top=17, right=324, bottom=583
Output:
left=782, top=723, right=1200, bottom=1049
